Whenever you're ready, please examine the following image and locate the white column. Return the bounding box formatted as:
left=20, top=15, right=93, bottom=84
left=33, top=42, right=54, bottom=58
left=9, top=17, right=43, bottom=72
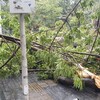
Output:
left=20, top=14, right=29, bottom=100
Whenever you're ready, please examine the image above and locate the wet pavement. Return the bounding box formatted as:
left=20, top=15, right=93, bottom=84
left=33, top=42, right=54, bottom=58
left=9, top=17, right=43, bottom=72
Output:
left=0, top=73, right=100, bottom=100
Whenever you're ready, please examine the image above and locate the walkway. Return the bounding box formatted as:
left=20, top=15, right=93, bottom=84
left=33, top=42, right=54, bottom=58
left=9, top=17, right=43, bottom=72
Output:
left=0, top=73, right=100, bottom=100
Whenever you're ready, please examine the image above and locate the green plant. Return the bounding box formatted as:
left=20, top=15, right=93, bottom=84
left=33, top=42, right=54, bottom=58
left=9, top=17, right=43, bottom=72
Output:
left=73, top=75, right=83, bottom=91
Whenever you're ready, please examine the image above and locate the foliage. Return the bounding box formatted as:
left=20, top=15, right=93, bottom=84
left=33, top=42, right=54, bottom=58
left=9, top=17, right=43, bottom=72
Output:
left=0, top=0, right=100, bottom=90
left=73, top=75, right=83, bottom=90
left=54, top=59, right=76, bottom=78
left=0, top=43, right=20, bottom=78
left=34, top=50, right=58, bottom=79
left=28, top=0, right=62, bottom=30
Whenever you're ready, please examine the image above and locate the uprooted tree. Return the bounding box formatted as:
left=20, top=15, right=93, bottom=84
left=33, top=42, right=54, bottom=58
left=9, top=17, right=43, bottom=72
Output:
left=0, top=0, right=100, bottom=90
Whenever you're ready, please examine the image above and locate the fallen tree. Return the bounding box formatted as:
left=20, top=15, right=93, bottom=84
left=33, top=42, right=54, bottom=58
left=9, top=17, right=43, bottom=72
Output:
left=75, top=63, right=100, bottom=89
left=0, top=35, right=99, bottom=90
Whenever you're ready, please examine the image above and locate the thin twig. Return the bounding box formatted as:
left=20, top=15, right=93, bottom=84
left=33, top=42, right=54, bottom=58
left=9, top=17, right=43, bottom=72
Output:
left=86, top=19, right=100, bottom=61
left=65, top=51, right=100, bottom=57
left=0, top=45, right=20, bottom=69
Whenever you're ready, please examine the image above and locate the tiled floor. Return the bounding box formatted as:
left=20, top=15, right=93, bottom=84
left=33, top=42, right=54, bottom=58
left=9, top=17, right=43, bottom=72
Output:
left=0, top=73, right=100, bottom=100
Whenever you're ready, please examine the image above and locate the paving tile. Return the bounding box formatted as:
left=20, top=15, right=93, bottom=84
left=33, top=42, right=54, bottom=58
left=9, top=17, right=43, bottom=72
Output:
left=0, top=73, right=99, bottom=100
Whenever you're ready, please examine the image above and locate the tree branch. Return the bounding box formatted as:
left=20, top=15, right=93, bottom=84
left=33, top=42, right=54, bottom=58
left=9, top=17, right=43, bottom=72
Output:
left=0, top=34, right=20, bottom=45
left=0, top=46, right=20, bottom=69
left=49, top=0, right=82, bottom=50
left=66, top=51, right=100, bottom=57
left=86, top=18, right=100, bottom=61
